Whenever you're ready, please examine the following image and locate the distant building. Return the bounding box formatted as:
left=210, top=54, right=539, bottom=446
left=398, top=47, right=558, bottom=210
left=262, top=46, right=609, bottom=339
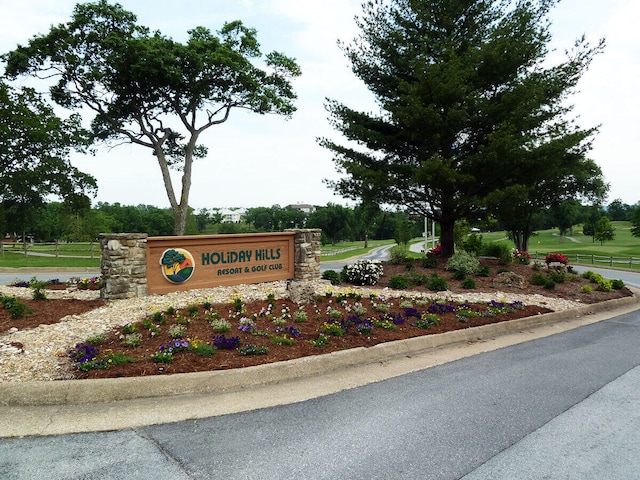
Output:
left=216, top=208, right=246, bottom=223
left=286, top=203, right=316, bottom=214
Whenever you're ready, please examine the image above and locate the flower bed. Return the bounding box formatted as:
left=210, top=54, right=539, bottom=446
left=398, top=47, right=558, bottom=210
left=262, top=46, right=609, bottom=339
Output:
left=68, top=289, right=549, bottom=379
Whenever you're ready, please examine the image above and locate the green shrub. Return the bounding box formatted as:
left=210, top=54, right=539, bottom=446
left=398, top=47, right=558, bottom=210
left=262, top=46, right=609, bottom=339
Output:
left=461, top=277, right=476, bottom=289
left=581, top=285, right=593, bottom=293
left=476, top=265, right=491, bottom=277
left=530, top=273, right=548, bottom=286
left=428, top=274, right=449, bottom=292
left=483, top=243, right=512, bottom=264
left=548, top=270, right=566, bottom=283
left=1, top=296, right=32, bottom=319
left=422, top=255, right=438, bottom=268
left=582, top=271, right=613, bottom=292
left=452, top=269, right=466, bottom=280
left=611, top=279, right=625, bottom=290
left=445, top=251, right=479, bottom=275
left=409, top=273, right=430, bottom=286
left=596, top=278, right=612, bottom=292
left=30, top=278, right=48, bottom=300
left=340, top=265, right=349, bottom=283
left=321, top=270, right=342, bottom=285
left=543, top=279, right=556, bottom=290
left=388, top=275, right=410, bottom=290
left=389, top=246, right=408, bottom=264
left=461, top=233, right=484, bottom=256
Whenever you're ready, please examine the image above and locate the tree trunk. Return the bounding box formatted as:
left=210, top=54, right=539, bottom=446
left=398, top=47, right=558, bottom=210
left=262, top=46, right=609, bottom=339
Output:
left=439, top=218, right=455, bottom=258
left=175, top=136, right=197, bottom=236
left=153, top=138, right=196, bottom=236
left=173, top=205, right=188, bottom=236
left=511, top=230, right=530, bottom=252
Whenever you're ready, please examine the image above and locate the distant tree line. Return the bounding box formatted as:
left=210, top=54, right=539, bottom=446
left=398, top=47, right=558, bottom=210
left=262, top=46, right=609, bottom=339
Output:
left=3, top=199, right=638, bottom=246
left=1, top=201, right=425, bottom=245
left=202, top=203, right=425, bottom=246
left=1, top=202, right=191, bottom=242
left=493, top=198, right=639, bottom=247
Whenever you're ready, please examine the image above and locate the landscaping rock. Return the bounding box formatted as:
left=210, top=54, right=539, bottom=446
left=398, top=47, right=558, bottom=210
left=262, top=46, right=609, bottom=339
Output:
left=288, top=279, right=331, bottom=304
left=493, top=271, right=527, bottom=289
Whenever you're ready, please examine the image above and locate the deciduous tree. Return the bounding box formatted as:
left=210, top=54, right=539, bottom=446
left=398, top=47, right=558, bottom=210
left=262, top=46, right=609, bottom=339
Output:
left=631, top=205, right=640, bottom=238
left=307, top=203, right=353, bottom=245
left=3, top=1, right=301, bottom=235
left=0, top=82, right=96, bottom=239
left=594, top=216, right=615, bottom=245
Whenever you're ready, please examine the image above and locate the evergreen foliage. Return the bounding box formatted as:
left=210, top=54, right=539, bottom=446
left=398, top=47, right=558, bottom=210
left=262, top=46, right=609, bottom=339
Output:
left=321, top=0, right=607, bottom=257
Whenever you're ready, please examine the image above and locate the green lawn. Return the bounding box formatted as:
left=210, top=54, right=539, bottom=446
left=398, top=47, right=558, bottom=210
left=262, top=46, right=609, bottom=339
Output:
left=480, top=222, right=640, bottom=269
left=0, top=241, right=100, bottom=268
left=0, top=252, right=100, bottom=269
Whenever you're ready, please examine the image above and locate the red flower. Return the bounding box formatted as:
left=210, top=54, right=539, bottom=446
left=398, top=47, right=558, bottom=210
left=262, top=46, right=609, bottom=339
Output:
left=428, top=244, right=442, bottom=256
left=545, top=252, right=568, bottom=265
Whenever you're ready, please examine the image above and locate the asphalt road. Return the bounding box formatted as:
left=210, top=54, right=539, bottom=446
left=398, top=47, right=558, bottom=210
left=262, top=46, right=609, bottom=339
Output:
left=2, top=299, right=640, bottom=478
left=320, top=244, right=394, bottom=273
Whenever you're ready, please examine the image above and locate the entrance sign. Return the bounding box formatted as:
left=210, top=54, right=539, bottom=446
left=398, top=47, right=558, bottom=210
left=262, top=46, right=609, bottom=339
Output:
left=146, top=232, right=295, bottom=295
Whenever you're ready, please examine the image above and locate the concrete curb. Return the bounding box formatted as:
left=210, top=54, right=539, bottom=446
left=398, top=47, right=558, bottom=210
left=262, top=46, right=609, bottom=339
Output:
left=2, top=294, right=637, bottom=408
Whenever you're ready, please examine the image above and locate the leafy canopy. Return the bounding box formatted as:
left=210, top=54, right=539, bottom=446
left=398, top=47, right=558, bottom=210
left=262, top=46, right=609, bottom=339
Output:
left=3, top=1, right=301, bottom=235
left=0, top=81, right=96, bottom=236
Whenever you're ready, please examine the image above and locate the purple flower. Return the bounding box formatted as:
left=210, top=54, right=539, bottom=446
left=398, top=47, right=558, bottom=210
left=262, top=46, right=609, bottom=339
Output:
left=378, top=312, right=404, bottom=325
left=275, top=325, right=301, bottom=338
left=403, top=307, right=420, bottom=318
left=68, top=344, right=99, bottom=364
left=427, top=303, right=455, bottom=314
left=355, top=319, right=374, bottom=333
left=159, top=338, right=189, bottom=354
left=213, top=335, right=241, bottom=350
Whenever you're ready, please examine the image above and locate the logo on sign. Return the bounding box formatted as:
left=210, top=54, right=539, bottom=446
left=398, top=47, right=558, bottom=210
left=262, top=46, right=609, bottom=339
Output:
left=160, top=248, right=195, bottom=284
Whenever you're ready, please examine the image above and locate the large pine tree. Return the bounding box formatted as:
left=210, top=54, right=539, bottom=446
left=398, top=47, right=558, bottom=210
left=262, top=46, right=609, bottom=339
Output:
left=321, top=0, right=607, bottom=256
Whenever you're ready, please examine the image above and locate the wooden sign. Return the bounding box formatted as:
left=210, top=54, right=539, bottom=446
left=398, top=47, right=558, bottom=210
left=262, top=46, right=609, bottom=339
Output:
left=146, top=232, right=295, bottom=295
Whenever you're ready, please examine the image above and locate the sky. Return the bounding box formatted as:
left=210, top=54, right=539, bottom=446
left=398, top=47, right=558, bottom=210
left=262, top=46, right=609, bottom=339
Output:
left=0, top=0, right=638, bottom=210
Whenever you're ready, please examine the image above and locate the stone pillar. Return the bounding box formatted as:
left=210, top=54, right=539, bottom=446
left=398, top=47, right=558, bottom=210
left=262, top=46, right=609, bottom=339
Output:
left=287, top=228, right=322, bottom=281
left=99, top=233, right=148, bottom=300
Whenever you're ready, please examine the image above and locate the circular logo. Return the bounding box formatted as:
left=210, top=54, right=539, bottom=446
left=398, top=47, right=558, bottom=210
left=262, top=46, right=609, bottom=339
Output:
left=159, top=248, right=195, bottom=284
